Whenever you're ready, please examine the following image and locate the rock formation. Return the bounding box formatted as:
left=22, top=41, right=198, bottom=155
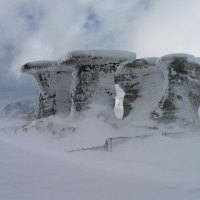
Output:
left=22, top=51, right=200, bottom=127
left=22, top=61, right=73, bottom=118
left=152, top=54, right=200, bottom=126
left=22, top=50, right=136, bottom=118
left=114, top=57, right=160, bottom=119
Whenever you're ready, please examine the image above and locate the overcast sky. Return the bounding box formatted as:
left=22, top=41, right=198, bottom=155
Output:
left=1, top=0, right=200, bottom=102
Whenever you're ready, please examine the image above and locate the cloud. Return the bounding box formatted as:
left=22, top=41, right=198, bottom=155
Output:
left=83, top=7, right=101, bottom=31
left=0, top=0, right=153, bottom=78
left=132, top=0, right=200, bottom=57
left=10, top=34, right=53, bottom=78
left=1, top=0, right=200, bottom=100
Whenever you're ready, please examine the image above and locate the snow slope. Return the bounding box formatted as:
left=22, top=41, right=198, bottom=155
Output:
left=0, top=128, right=200, bottom=200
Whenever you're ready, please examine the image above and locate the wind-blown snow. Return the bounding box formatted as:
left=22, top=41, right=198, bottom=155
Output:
left=0, top=122, right=200, bottom=200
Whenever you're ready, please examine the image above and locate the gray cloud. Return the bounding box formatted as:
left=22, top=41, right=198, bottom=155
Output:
left=0, top=0, right=200, bottom=102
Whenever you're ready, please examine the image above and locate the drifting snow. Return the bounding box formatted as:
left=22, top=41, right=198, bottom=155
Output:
left=0, top=118, right=200, bottom=200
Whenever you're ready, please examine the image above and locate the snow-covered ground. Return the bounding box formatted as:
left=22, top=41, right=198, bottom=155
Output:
left=0, top=115, right=200, bottom=200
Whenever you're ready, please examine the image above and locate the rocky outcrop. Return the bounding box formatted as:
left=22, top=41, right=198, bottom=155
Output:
left=22, top=50, right=136, bottom=118
left=114, top=57, right=160, bottom=119
left=152, top=54, right=200, bottom=125
left=22, top=61, right=73, bottom=118
left=22, top=51, right=200, bottom=127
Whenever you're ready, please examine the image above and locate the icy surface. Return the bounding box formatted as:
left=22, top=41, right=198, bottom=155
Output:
left=22, top=50, right=136, bottom=119
left=114, top=57, right=164, bottom=126
left=114, top=84, right=125, bottom=119
left=154, top=54, right=200, bottom=127
left=21, top=60, right=60, bottom=73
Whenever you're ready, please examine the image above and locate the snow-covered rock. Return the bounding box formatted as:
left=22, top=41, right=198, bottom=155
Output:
left=22, top=61, right=73, bottom=118
left=21, top=51, right=200, bottom=129
left=22, top=50, right=136, bottom=119
left=114, top=57, right=163, bottom=123
left=152, top=54, right=200, bottom=126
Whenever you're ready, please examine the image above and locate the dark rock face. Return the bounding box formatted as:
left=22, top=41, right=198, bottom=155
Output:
left=152, top=55, right=200, bottom=125
left=35, top=71, right=72, bottom=118
left=71, top=62, right=119, bottom=114
left=35, top=72, right=56, bottom=118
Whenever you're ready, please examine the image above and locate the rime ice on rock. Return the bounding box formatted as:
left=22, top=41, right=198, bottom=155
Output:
left=152, top=54, right=200, bottom=125
left=59, top=50, right=136, bottom=116
left=22, top=61, right=73, bottom=118
left=114, top=57, right=161, bottom=120
left=22, top=51, right=200, bottom=127
left=22, top=50, right=136, bottom=119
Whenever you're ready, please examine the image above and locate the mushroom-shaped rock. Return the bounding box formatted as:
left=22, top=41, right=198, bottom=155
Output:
left=21, top=50, right=136, bottom=119
left=22, top=61, right=73, bottom=118
left=152, top=54, right=200, bottom=125
left=59, top=50, right=136, bottom=116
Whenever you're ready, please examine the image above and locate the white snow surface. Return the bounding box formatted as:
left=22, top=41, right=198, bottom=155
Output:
left=0, top=116, right=200, bottom=200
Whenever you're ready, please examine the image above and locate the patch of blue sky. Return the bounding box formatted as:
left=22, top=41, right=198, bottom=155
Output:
left=83, top=8, right=101, bottom=31
left=18, top=2, right=44, bottom=31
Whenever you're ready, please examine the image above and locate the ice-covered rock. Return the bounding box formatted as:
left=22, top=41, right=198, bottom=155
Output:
left=21, top=51, right=200, bottom=128
left=114, top=57, right=163, bottom=122
left=152, top=54, right=200, bottom=126
left=69, top=51, right=135, bottom=116
left=22, top=50, right=136, bottom=119
left=22, top=61, right=73, bottom=118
